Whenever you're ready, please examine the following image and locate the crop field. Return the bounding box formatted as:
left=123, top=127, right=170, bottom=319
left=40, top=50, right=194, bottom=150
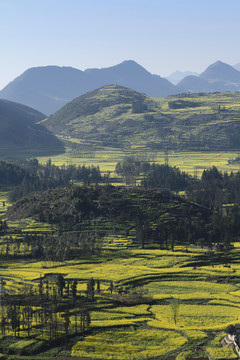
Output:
left=37, top=146, right=240, bottom=179
left=1, top=155, right=240, bottom=358
left=0, top=225, right=239, bottom=359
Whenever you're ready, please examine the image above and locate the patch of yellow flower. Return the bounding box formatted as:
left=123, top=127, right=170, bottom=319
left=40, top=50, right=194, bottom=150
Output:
left=71, top=328, right=187, bottom=359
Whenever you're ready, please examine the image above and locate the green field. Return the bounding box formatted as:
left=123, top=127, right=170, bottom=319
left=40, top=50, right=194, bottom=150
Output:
left=37, top=146, right=240, bottom=178
left=1, top=125, right=240, bottom=358
left=0, top=203, right=240, bottom=359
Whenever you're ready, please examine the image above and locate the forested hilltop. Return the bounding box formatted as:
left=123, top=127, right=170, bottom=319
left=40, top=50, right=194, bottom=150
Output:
left=3, top=156, right=240, bottom=256
left=41, top=85, right=240, bottom=151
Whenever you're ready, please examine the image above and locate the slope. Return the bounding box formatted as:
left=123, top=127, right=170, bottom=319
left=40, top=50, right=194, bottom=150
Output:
left=41, top=84, right=240, bottom=151
left=0, top=99, right=64, bottom=157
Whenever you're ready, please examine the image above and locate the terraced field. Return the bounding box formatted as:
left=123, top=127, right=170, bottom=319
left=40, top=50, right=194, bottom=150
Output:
left=0, top=193, right=240, bottom=359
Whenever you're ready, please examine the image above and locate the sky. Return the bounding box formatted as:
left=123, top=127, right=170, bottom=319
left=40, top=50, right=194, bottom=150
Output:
left=0, top=0, right=240, bottom=89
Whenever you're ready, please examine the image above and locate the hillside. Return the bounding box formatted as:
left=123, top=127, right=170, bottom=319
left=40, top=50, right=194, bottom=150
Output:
left=41, top=84, right=240, bottom=151
left=0, top=60, right=178, bottom=115
left=5, top=184, right=212, bottom=248
left=0, top=99, right=64, bottom=157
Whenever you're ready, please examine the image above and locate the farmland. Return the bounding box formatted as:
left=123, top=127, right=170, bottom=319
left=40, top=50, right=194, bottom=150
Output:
left=0, top=190, right=240, bottom=359
left=37, top=146, right=240, bottom=178
left=2, top=89, right=240, bottom=359
left=0, top=154, right=240, bottom=359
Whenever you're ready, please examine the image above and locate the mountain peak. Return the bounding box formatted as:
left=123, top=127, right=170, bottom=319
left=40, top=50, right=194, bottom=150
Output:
left=101, top=60, right=152, bottom=76
left=200, top=60, right=240, bottom=82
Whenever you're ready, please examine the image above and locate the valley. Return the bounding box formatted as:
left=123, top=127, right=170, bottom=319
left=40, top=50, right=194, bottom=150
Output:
left=1, top=88, right=240, bottom=359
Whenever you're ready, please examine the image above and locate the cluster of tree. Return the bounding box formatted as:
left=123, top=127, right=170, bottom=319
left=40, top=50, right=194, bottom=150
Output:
left=115, top=155, right=151, bottom=185
left=0, top=274, right=113, bottom=347
left=6, top=183, right=230, bottom=251
left=141, top=163, right=191, bottom=191
left=116, top=156, right=240, bottom=208
left=0, top=230, right=102, bottom=262
left=0, top=161, right=27, bottom=186
left=0, top=273, right=116, bottom=349
left=0, top=159, right=102, bottom=202
left=115, top=156, right=192, bottom=189
left=187, top=166, right=240, bottom=209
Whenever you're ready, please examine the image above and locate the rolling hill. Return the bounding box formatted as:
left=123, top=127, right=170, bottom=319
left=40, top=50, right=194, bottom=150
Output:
left=41, top=84, right=240, bottom=151
left=0, top=99, right=64, bottom=157
left=0, top=60, right=179, bottom=115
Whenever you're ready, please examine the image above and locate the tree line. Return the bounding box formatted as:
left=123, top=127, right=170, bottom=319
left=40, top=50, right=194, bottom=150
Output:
left=0, top=159, right=102, bottom=202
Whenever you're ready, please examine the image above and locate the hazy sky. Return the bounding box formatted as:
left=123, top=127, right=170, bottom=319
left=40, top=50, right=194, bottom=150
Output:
left=0, top=0, right=240, bottom=89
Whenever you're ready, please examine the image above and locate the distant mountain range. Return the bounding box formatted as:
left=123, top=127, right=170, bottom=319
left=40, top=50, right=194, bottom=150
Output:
left=1, top=59, right=240, bottom=116
left=0, top=99, right=64, bottom=157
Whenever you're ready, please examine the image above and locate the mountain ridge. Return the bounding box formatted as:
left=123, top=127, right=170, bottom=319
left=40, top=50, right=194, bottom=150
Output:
left=1, top=59, right=240, bottom=116
left=0, top=60, right=178, bottom=115
left=178, top=60, right=240, bottom=92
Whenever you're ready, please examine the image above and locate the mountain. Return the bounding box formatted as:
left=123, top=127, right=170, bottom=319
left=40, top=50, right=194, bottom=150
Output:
left=178, top=75, right=213, bottom=93
left=234, top=63, right=240, bottom=71
left=41, top=84, right=240, bottom=151
left=200, top=60, right=240, bottom=83
left=0, top=61, right=179, bottom=115
left=178, top=61, right=240, bottom=93
left=0, top=99, right=64, bottom=157
left=166, top=71, right=199, bottom=85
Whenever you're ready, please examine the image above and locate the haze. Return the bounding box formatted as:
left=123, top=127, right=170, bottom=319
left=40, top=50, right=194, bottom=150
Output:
left=0, top=0, right=240, bottom=89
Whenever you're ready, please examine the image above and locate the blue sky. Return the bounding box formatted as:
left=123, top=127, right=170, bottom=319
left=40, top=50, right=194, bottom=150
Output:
left=0, top=0, right=240, bottom=88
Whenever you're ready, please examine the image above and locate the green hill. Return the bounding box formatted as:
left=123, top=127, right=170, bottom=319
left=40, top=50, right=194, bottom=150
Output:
left=41, top=85, right=240, bottom=151
left=0, top=99, right=64, bottom=157
left=5, top=184, right=212, bottom=250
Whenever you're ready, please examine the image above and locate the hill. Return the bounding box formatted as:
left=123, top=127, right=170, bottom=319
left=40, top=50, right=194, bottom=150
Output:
left=166, top=70, right=199, bottom=85
left=41, top=84, right=240, bottom=151
left=0, top=60, right=178, bottom=115
left=0, top=99, right=64, bottom=157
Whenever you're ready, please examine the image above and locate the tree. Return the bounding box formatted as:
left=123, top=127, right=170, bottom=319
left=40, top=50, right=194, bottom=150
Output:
left=38, top=277, right=43, bottom=300
left=96, top=280, right=100, bottom=294
left=109, top=281, right=114, bottom=294
left=87, top=278, right=95, bottom=300
left=115, top=156, right=149, bottom=185
left=170, top=299, right=180, bottom=325
left=71, top=280, right=77, bottom=299
left=63, top=310, right=70, bottom=338
left=57, top=274, right=65, bottom=297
